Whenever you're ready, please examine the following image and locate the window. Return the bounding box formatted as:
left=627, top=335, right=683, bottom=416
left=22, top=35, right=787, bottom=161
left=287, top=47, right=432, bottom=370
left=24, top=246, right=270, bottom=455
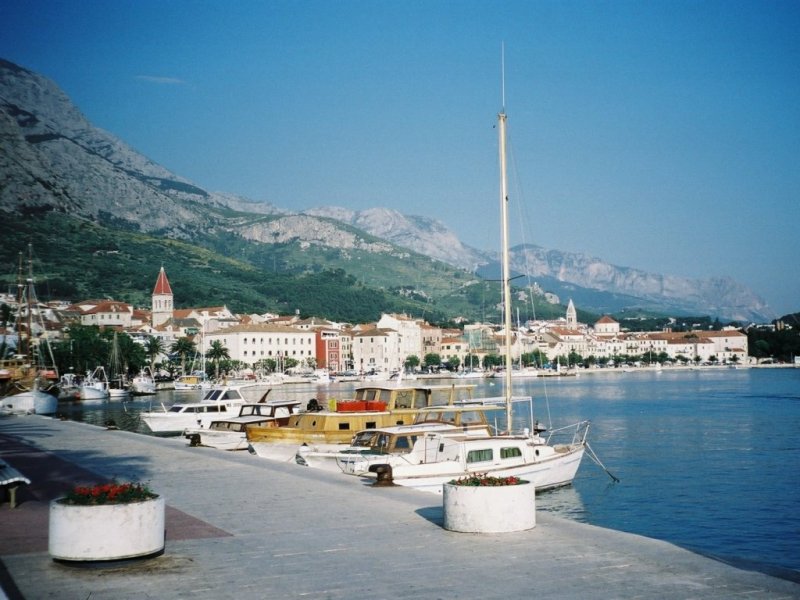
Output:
left=394, top=436, right=412, bottom=450
left=466, top=449, right=493, bottom=464
left=500, top=447, right=522, bottom=459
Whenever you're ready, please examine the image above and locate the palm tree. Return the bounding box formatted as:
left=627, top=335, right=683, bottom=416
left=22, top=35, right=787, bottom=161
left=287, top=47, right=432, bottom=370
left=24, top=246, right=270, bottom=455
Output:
left=205, top=340, right=229, bottom=380
left=170, top=337, right=196, bottom=376
left=144, top=336, right=164, bottom=373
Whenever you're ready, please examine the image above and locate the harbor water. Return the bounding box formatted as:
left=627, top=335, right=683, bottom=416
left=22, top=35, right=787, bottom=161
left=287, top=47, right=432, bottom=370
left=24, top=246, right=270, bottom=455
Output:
left=53, top=367, right=800, bottom=575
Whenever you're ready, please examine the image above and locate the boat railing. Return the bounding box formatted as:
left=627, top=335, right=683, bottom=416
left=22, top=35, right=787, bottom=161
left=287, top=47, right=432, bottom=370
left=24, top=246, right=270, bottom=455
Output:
left=543, top=420, right=590, bottom=446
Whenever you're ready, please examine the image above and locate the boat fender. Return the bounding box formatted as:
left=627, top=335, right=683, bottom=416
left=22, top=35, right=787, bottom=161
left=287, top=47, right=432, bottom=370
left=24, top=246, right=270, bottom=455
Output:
left=369, top=464, right=394, bottom=486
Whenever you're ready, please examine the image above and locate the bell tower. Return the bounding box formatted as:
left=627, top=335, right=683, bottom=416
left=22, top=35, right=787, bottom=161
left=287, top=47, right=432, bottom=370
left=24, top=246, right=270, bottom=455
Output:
left=151, top=266, right=174, bottom=327
left=566, top=298, right=577, bottom=329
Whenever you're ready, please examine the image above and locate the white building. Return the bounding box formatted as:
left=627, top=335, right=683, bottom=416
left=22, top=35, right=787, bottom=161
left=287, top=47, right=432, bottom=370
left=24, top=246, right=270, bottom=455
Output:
left=377, top=313, right=423, bottom=363
left=203, top=324, right=316, bottom=368
left=351, top=327, right=402, bottom=374
left=77, top=300, right=133, bottom=329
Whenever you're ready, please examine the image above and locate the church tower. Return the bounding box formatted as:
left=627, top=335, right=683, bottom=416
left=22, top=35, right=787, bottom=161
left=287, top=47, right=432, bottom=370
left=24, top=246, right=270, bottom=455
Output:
left=566, top=298, right=577, bottom=329
left=151, top=266, right=174, bottom=327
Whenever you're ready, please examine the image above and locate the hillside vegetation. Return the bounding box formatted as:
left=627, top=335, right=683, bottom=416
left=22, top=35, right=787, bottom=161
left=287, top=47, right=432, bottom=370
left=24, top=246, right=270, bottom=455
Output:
left=0, top=212, right=567, bottom=324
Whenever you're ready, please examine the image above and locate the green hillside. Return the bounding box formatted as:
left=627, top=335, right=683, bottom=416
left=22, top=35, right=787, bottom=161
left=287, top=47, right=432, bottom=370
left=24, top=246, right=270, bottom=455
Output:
left=0, top=212, right=568, bottom=325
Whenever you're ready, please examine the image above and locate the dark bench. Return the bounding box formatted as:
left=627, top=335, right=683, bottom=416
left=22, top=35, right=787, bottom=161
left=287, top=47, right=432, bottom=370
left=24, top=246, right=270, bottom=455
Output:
left=0, top=460, right=31, bottom=508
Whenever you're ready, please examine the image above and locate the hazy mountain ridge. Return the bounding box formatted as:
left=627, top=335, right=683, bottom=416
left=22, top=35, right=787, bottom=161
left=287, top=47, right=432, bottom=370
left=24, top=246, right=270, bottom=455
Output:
left=0, top=58, right=771, bottom=322
left=506, top=245, right=769, bottom=322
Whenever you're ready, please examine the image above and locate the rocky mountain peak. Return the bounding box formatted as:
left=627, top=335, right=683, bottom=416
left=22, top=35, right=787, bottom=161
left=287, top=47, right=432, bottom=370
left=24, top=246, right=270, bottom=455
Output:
left=0, top=57, right=772, bottom=322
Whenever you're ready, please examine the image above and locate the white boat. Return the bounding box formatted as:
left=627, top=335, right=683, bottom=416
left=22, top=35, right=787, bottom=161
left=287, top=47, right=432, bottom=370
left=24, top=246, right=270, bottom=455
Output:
left=457, top=370, right=485, bottom=379
left=130, top=368, right=157, bottom=395
left=185, top=398, right=302, bottom=451
left=107, top=332, right=130, bottom=400
left=341, top=96, right=588, bottom=494
left=1, top=388, right=58, bottom=415
left=174, top=371, right=211, bottom=391
left=57, top=373, right=82, bottom=401
left=80, top=366, right=110, bottom=400
left=139, top=382, right=260, bottom=435
left=342, top=422, right=588, bottom=494
left=295, top=405, right=498, bottom=472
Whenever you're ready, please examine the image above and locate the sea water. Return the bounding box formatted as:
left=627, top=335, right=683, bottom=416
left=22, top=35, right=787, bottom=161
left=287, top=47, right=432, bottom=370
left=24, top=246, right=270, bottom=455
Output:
left=508, top=367, right=800, bottom=576
left=55, top=367, right=800, bottom=575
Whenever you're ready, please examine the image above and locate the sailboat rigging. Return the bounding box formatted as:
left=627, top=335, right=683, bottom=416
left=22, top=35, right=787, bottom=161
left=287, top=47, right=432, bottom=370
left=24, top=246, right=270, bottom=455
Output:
left=323, top=68, right=594, bottom=494
left=0, top=245, right=59, bottom=414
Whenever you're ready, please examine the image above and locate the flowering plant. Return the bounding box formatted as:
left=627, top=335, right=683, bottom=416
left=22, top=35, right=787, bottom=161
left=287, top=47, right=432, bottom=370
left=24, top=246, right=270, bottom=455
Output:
left=59, top=481, right=158, bottom=506
left=449, top=473, right=528, bottom=486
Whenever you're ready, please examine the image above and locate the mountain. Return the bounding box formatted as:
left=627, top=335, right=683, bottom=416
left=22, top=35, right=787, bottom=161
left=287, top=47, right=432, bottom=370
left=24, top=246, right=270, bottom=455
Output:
left=0, top=58, right=771, bottom=322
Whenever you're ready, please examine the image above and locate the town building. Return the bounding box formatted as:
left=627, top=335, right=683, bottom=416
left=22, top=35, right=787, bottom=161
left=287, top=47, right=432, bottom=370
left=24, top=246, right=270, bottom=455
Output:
left=203, top=323, right=316, bottom=370
left=351, top=327, right=402, bottom=374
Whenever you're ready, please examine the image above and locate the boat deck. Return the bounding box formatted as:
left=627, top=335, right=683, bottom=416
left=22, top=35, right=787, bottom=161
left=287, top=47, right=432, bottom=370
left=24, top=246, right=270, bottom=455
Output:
left=0, top=415, right=797, bottom=599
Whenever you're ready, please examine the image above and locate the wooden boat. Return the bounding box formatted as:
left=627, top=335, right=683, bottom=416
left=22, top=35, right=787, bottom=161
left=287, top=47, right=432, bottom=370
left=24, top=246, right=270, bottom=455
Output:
left=246, top=383, right=493, bottom=462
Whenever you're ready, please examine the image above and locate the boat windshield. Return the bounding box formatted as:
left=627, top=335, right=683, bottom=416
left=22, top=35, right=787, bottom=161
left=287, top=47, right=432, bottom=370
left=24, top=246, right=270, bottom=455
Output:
left=414, top=409, right=485, bottom=426
left=351, top=431, right=380, bottom=448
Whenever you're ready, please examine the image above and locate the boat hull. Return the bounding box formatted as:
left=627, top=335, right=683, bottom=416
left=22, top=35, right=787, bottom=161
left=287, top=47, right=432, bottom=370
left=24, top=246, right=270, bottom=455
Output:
left=349, top=443, right=585, bottom=495
left=0, top=389, right=58, bottom=415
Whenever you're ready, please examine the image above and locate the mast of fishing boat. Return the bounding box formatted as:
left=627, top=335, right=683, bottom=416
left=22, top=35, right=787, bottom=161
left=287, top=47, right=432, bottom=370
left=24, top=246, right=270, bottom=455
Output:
left=498, top=86, right=513, bottom=432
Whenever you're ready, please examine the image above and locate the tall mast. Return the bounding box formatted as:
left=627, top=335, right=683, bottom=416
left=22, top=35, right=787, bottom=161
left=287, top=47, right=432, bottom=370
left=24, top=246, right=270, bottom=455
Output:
left=26, top=245, right=34, bottom=365
left=15, top=251, right=25, bottom=360
left=498, top=105, right=513, bottom=432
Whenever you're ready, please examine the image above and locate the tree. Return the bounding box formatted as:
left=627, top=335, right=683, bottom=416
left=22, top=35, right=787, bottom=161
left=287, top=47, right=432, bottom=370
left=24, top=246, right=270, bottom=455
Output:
left=144, top=336, right=164, bottom=373
left=485, top=353, right=505, bottom=370
left=170, top=337, right=196, bottom=376
left=423, top=353, right=441, bottom=370
left=52, top=324, right=107, bottom=375
left=567, top=350, right=583, bottom=367
left=404, top=355, right=420, bottom=371
left=446, top=355, right=461, bottom=371
left=205, top=340, right=230, bottom=380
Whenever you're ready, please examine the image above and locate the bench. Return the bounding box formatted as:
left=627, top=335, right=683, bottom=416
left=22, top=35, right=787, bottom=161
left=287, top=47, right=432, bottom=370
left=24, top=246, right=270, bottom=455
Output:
left=0, top=460, right=31, bottom=509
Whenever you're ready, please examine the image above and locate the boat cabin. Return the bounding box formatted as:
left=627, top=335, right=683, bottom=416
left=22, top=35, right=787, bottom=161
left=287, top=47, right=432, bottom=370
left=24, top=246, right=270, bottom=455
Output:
left=346, top=406, right=501, bottom=456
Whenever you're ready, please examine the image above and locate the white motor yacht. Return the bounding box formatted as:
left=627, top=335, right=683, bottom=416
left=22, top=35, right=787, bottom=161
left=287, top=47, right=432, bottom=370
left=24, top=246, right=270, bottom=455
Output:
left=140, top=382, right=262, bottom=435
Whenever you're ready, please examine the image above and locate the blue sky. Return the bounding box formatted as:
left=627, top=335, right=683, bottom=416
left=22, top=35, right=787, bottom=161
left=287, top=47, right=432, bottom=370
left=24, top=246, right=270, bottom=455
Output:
left=3, top=1, right=799, bottom=316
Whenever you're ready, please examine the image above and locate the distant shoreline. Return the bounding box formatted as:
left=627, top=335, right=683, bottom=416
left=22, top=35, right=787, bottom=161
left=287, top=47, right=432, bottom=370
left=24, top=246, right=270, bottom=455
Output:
left=409, top=362, right=797, bottom=382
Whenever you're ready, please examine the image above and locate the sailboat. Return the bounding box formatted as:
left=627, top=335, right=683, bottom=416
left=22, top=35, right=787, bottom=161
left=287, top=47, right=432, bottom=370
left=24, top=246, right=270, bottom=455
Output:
left=338, top=87, right=589, bottom=493
left=0, top=246, right=59, bottom=415
left=107, top=332, right=130, bottom=399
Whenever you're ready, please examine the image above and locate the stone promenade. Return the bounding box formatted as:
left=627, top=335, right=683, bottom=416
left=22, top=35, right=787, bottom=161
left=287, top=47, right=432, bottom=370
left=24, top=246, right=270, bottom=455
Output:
left=0, top=415, right=797, bottom=599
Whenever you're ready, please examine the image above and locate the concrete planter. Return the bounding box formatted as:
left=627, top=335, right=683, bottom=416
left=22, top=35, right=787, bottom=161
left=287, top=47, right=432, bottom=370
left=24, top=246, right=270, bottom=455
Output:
left=49, top=496, right=165, bottom=561
left=443, top=482, right=536, bottom=533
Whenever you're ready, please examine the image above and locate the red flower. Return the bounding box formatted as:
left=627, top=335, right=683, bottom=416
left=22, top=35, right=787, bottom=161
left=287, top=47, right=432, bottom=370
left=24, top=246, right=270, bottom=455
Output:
left=60, top=481, right=157, bottom=505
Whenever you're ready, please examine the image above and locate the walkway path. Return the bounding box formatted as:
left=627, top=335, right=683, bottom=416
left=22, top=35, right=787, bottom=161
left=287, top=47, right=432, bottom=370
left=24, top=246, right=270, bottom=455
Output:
left=0, top=415, right=797, bottom=599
